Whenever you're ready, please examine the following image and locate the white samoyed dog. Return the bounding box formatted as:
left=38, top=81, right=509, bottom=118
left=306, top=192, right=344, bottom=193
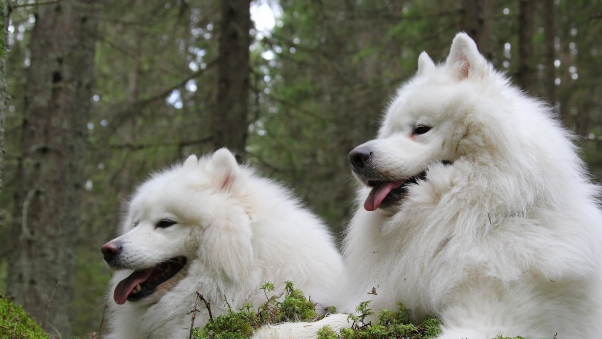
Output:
left=256, top=33, right=602, bottom=338
left=101, top=148, right=344, bottom=339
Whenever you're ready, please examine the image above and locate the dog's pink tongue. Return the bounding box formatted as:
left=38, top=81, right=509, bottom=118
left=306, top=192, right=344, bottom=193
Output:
left=364, top=180, right=405, bottom=211
left=113, top=268, right=153, bottom=305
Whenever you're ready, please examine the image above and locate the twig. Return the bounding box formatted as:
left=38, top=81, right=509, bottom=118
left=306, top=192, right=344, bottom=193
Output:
left=200, top=293, right=213, bottom=322
left=188, top=292, right=213, bottom=339
left=188, top=294, right=200, bottom=339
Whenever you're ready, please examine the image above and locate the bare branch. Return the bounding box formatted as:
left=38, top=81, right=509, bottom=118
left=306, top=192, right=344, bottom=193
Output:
left=188, top=292, right=213, bottom=339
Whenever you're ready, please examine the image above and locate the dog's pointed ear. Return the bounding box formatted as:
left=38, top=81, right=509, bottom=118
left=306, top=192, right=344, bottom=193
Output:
left=417, top=51, right=436, bottom=75
left=211, top=148, right=241, bottom=191
left=446, top=32, right=488, bottom=80
left=183, top=154, right=198, bottom=169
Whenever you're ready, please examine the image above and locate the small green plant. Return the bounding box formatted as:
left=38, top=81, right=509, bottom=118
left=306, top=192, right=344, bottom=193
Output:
left=192, top=281, right=326, bottom=339
left=0, top=292, right=50, bottom=339
left=191, top=283, right=444, bottom=339
left=192, top=302, right=258, bottom=339
left=317, top=326, right=340, bottom=339
left=328, top=301, right=441, bottom=339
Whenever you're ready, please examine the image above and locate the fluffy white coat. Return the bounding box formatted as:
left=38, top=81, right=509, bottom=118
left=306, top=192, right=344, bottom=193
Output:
left=103, top=149, right=344, bottom=339
left=256, top=33, right=602, bottom=339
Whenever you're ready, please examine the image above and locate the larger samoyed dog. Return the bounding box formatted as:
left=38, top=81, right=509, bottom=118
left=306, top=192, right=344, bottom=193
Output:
left=256, top=33, right=602, bottom=338
left=101, top=148, right=343, bottom=339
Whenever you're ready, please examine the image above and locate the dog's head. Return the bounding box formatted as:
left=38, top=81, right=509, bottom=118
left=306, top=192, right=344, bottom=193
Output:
left=350, top=33, right=510, bottom=212
left=101, top=148, right=254, bottom=305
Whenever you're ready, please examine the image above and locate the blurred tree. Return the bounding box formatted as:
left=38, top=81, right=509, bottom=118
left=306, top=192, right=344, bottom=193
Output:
left=213, top=0, right=252, bottom=156
left=0, top=0, right=7, bottom=196
left=543, top=0, right=556, bottom=108
left=461, top=0, right=494, bottom=59
left=5, top=1, right=98, bottom=338
left=517, top=0, right=536, bottom=94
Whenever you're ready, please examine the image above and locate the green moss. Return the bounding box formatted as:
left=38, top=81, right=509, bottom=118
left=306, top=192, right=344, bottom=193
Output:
left=329, top=301, right=441, bottom=339
left=317, top=326, right=340, bottom=339
left=193, top=303, right=257, bottom=339
left=193, top=282, right=444, bottom=339
left=193, top=281, right=322, bottom=339
left=0, top=292, right=50, bottom=339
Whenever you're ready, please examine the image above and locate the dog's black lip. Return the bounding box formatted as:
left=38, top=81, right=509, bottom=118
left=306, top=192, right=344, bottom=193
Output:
left=126, top=256, right=187, bottom=302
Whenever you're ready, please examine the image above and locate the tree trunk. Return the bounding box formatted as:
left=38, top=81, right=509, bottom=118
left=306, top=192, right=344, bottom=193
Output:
left=0, top=0, right=7, bottom=194
left=461, top=0, right=493, bottom=60
left=543, top=0, right=558, bottom=115
left=517, top=0, right=536, bottom=94
left=212, top=0, right=251, bottom=157
left=6, top=1, right=98, bottom=338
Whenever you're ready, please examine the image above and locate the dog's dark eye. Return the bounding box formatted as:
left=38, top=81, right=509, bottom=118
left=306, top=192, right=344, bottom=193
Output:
left=413, top=125, right=432, bottom=135
left=156, top=219, right=177, bottom=229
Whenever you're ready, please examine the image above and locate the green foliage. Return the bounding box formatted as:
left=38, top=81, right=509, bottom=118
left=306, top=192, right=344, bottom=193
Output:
left=0, top=293, right=49, bottom=339
left=193, top=281, right=323, bottom=339
left=317, top=326, right=340, bottom=339
left=274, top=281, right=318, bottom=322
left=327, top=301, right=441, bottom=339
left=193, top=303, right=257, bottom=339
left=192, top=283, right=443, bottom=339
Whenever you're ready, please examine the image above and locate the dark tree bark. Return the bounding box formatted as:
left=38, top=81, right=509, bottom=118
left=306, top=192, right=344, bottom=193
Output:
left=6, top=1, right=98, bottom=338
left=212, top=0, right=251, bottom=156
left=517, top=0, right=536, bottom=94
left=461, top=0, right=493, bottom=60
left=543, top=0, right=558, bottom=112
left=0, top=0, right=7, bottom=195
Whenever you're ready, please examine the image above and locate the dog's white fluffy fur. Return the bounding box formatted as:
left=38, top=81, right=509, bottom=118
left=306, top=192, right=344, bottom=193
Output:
left=255, top=33, right=602, bottom=338
left=103, top=149, right=343, bottom=339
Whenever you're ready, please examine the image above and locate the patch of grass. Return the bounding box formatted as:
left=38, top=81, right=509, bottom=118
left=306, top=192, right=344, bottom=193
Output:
left=0, top=292, right=50, bottom=339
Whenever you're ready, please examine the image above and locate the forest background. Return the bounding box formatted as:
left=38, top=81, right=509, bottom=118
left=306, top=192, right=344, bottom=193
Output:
left=1, top=0, right=602, bottom=337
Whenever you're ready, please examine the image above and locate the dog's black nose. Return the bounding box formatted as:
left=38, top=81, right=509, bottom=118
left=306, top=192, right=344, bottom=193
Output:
left=101, top=241, right=121, bottom=264
left=349, top=146, right=372, bottom=170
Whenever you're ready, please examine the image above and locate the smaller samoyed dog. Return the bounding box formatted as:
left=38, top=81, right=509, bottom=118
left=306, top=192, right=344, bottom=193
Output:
left=101, top=148, right=343, bottom=339
left=256, top=33, right=602, bottom=338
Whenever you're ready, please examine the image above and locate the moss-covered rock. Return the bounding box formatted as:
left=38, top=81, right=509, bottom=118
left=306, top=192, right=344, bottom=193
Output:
left=0, top=292, right=50, bottom=339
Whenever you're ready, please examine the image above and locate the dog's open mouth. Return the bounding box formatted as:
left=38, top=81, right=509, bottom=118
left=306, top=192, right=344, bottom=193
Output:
left=364, top=171, right=427, bottom=211
left=113, top=256, right=187, bottom=304
left=362, top=160, right=453, bottom=211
